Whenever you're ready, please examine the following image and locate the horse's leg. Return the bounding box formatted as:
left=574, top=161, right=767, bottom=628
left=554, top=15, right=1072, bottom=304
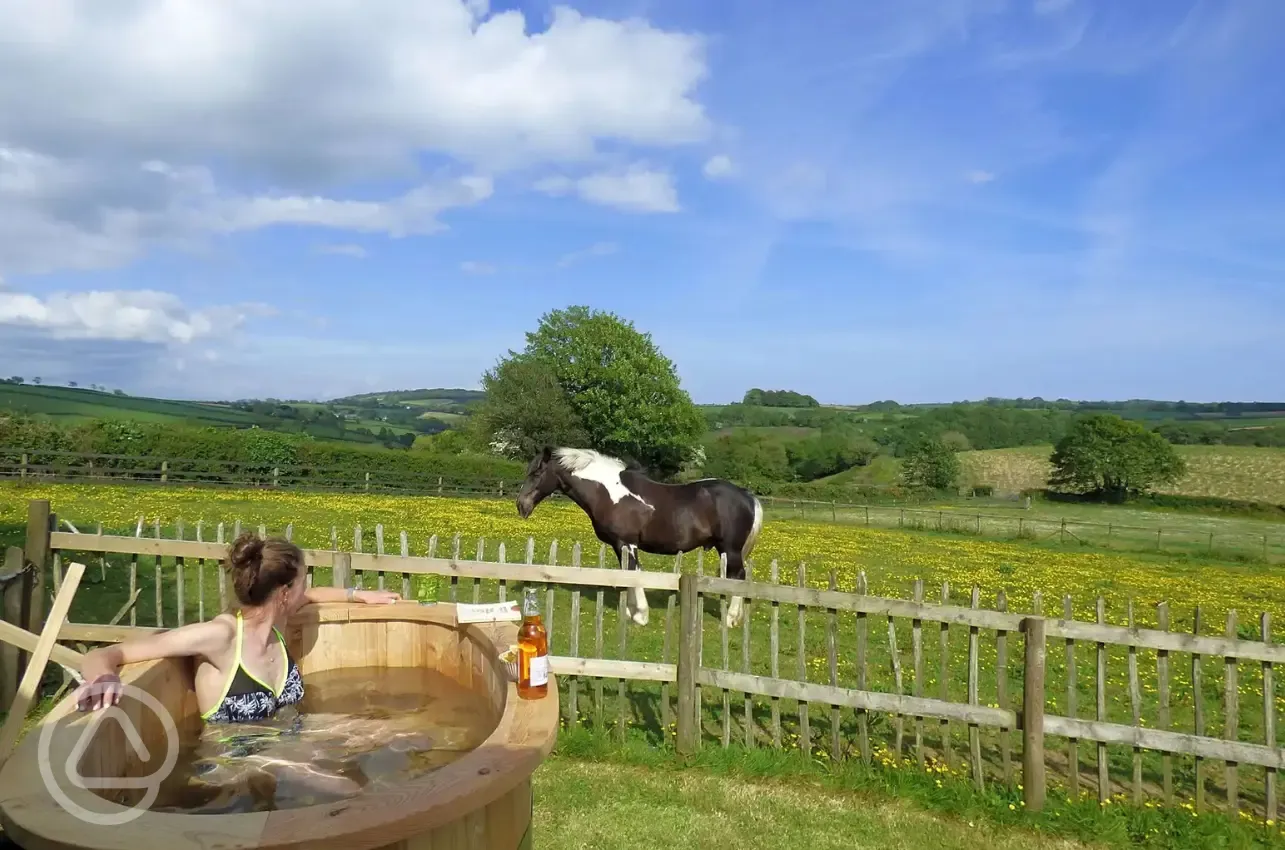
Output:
left=723, top=548, right=746, bottom=629
left=620, top=543, right=650, bottom=626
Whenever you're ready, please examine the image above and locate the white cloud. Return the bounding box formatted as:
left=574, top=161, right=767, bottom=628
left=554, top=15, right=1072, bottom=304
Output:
left=965, top=169, right=996, bottom=184
left=702, top=154, right=736, bottom=180
left=315, top=243, right=368, bottom=258
left=536, top=164, right=679, bottom=213
left=556, top=241, right=619, bottom=267
left=460, top=260, right=497, bottom=275
left=0, top=0, right=710, bottom=274
left=0, top=288, right=274, bottom=344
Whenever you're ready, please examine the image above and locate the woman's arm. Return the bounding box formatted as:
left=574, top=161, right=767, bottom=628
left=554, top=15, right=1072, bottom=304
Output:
left=74, top=618, right=233, bottom=712
left=304, top=586, right=401, bottom=605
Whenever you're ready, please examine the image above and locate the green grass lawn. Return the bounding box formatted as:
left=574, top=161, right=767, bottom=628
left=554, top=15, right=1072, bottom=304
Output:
left=534, top=756, right=1102, bottom=850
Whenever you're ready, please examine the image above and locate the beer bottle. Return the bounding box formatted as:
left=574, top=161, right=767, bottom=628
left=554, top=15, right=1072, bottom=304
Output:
left=517, top=587, right=549, bottom=700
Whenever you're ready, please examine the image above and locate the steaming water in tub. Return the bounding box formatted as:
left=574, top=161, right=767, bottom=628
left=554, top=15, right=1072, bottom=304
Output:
left=147, top=666, right=496, bottom=814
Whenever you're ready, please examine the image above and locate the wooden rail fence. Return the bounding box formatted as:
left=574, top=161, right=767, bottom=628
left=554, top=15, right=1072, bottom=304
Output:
left=1, top=499, right=1280, bottom=829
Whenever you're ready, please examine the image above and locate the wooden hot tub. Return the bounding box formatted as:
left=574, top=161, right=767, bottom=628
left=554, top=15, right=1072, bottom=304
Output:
left=0, top=602, right=558, bottom=850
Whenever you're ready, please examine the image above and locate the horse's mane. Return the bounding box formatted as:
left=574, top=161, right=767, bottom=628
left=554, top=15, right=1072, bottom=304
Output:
left=553, top=447, right=627, bottom=473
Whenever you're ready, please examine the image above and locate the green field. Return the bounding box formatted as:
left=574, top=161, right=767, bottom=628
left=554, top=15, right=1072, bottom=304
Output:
left=0, top=383, right=259, bottom=427
left=959, top=445, right=1285, bottom=505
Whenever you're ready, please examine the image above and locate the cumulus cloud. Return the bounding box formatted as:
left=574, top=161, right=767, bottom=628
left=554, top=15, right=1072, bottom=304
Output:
left=965, top=169, right=996, bottom=184
left=535, top=164, right=679, bottom=212
left=0, top=0, right=710, bottom=274
left=702, top=154, right=736, bottom=180
left=0, top=288, right=274, bottom=344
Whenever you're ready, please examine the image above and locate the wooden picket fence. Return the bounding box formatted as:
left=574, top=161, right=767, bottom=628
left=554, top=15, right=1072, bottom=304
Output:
left=2, top=499, right=1281, bottom=829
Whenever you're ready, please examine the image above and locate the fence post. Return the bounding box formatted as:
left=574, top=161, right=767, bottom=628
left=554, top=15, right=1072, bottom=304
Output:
left=364, top=472, right=371, bottom=491
left=1, top=546, right=25, bottom=710
left=160, top=460, right=168, bottom=483
left=273, top=467, right=280, bottom=488
left=20, top=499, right=52, bottom=682
left=676, top=572, right=699, bottom=755
left=1022, top=615, right=1047, bottom=812
left=332, top=552, right=352, bottom=589
left=19, top=453, right=27, bottom=479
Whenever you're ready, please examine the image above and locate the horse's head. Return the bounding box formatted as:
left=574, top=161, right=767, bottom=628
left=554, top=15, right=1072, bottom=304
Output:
left=517, top=446, right=562, bottom=519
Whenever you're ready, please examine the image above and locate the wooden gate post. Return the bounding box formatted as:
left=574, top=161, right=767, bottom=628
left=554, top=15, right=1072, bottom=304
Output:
left=676, top=573, right=699, bottom=755
left=20, top=499, right=52, bottom=676
left=0, top=547, right=26, bottom=710
left=1022, top=615, right=1047, bottom=812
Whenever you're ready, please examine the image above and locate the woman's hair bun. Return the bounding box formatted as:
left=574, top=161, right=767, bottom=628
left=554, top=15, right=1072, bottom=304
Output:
left=224, top=532, right=303, bottom=608
left=228, top=533, right=265, bottom=573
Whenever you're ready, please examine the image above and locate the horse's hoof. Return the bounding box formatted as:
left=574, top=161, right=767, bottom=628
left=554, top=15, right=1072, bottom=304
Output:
left=630, top=608, right=650, bottom=626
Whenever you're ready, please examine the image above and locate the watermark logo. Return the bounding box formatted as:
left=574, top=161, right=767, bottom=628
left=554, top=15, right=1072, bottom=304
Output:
left=37, top=683, right=180, bottom=825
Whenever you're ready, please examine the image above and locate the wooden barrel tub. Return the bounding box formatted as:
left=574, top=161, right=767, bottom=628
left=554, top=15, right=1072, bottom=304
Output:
left=0, top=602, right=559, bottom=850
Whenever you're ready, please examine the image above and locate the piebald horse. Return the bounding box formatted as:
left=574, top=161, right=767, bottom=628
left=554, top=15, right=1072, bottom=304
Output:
left=516, top=446, right=763, bottom=628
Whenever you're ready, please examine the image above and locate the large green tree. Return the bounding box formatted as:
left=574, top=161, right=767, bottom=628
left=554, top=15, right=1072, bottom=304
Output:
left=473, top=357, right=588, bottom=460
left=899, top=434, right=961, bottom=491
left=1047, top=413, right=1187, bottom=501
left=479, top=306, right=705, bottom=476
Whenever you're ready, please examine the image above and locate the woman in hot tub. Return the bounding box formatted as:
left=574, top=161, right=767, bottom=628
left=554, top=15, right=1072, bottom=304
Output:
left=72, top=532, right=401, bottom=803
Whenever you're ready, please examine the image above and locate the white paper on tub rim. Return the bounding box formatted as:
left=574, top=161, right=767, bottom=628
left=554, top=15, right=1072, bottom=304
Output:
left=455, top=600, right=522, bottom=624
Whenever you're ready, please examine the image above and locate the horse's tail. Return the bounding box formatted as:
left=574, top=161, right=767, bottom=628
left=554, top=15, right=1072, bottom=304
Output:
left=742, top=494, right=763, bottom=559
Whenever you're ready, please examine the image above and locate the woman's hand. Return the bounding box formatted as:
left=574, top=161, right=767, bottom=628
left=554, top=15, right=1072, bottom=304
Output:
left=355, top=589, right=401, bottom=605
left=73, top=672, right=124, bottom=712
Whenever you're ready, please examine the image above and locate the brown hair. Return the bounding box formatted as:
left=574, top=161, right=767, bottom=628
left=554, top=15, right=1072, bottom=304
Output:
left=225, top=532, right=304, bottom=607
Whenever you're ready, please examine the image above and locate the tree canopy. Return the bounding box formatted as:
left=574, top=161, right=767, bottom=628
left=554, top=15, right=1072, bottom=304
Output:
left=899, top=434, right=961, bottom=492
left=476, top=306, right=705, bottom=476
left=1047, top=413, right=1187, bottom=501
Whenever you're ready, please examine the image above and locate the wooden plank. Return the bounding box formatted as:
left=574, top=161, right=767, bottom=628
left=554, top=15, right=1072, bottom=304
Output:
left=1224, top=609, right=1239, bottom=813
left=595, top=547, right=605, bottom=727
left=1044, top=617, right=1285, bottom=666
left=939, top=581, right=951, bottom=769
left=912, top=579, right=925, bottom=769
left=47, top=533, right=681, bottom=591
left=1263, top=612, right=1277, bottom=826
left=968, top=585, right=983, bottom=791
left=743, top=560, right=753, bottom=749
left=828, top=571, right=840, bottom=762
left=570, top=543, right=583, bottom=726
left=175, top=518, right=186, bottom=627
left=1043, top=716, right=1285, bottom=771
left=549, top=656, right=675, bottom=682
left=720, top=554, right=730, bottom=749
left=659, top=549, right=676, bottom=736
left=1, top=546, right=26, bottom=707
left=1128, top=599, right=1142, bottom=804
left=770, top=560, right=782, bottom=749
left=996, top=588, right=1010, bottom=784
left=697, top=669, right=1016, bottom=730
left=153, top=518, right=162, bottom=628
left=797, top=562, right=810, bottom=756
left=1022, top=615, right=1047, bottom=812
left=1156, top=602, right=1173, bottom=804
left=1096, top=596, right=1109, bottom=802
left=699, top=575, right=1024, bottom=633
left=618, top=550, right=629, bottom=745
left=1194, top=606, right=1205, bottom=811
left=676, top=573, right=699, bottom=754
left=1064, top=594, right=1080, bottom=799
left=889, top=608, right=904, bottom=757
left=0, top=560, right=86, bottom=765
left=0, top=618, right=85, bottom=675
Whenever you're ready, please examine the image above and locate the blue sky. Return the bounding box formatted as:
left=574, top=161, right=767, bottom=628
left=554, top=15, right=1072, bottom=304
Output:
left=0, top=0, right=1282, bottom=405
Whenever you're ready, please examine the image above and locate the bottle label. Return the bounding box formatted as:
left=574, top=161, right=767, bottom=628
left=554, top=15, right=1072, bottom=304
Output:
left=529, top=653, right=549, bottom=686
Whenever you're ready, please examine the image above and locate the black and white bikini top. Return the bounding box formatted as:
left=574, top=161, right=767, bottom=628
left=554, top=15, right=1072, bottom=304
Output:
left=201, top=611, right=305, bottom=724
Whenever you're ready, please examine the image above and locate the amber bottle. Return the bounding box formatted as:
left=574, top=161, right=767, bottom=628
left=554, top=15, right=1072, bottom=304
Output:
left=517, top=587, right=549, bottom=700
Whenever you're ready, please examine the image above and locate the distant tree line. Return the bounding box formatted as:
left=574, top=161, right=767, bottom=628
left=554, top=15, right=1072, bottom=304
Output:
left=0, top=414, right=522, bottom=483
left=741, top=388, right=819, bottom=408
